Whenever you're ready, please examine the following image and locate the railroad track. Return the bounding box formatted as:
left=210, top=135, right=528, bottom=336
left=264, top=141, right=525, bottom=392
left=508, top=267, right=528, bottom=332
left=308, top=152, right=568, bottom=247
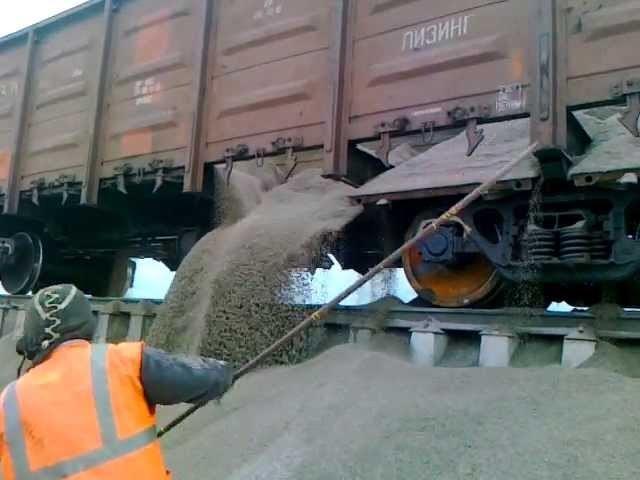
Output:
left=327, top=303, right=640, bottom=337
left=1, top=295, right=638, bottom=368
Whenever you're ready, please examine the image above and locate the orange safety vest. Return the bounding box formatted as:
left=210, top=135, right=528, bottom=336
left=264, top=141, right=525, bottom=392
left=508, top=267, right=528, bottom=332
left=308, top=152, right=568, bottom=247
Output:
left=0, top=341, right=170, bottom=479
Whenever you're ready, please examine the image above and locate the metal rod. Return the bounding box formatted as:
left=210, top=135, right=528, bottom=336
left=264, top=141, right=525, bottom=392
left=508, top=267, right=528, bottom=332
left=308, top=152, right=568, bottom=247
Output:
left=157, top=142, right=538, bottom=438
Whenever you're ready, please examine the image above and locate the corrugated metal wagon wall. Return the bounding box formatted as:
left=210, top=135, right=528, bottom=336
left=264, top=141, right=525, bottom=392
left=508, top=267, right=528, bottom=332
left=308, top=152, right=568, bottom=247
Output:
left=1, top=0, right=640, bottom=206
left=0, top=0, right=209, bottom=212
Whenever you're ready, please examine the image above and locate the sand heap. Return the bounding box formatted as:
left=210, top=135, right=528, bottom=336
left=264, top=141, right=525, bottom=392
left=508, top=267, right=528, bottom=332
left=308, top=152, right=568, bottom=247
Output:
left=148, top=169, right=363, bottom=366
left=160, top=341, right=640, bottom=480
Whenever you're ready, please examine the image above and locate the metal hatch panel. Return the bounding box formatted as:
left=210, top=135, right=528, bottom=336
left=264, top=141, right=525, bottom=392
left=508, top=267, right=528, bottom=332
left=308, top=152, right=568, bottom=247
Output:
left=352, top=118, right=540, bottom=202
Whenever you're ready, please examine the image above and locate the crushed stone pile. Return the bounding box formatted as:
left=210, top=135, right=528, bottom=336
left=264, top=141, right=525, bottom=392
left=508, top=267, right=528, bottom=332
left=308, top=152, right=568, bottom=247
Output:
left=160, top=342, right=640, bottom=480
left=581, top=341, right=640, bottom=378
left=0, top=332, right=639, bottom=479
left=147, top=168, right=363, bottom=366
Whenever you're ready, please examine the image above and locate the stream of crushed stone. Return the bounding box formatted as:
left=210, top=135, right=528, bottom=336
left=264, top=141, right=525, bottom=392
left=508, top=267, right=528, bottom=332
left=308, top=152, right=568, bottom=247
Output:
left=147, top=167, right=363, bottom=366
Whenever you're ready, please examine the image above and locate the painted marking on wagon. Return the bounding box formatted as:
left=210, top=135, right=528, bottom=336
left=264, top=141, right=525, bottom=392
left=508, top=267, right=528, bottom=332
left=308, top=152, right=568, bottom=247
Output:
left=496, top=83, right=525, bottom=114
left=412, top=107, right=443, bottom=117
left=0, top=82, right=18, bottom=98
left=402, top=15, right=471, bottom=52
left=254, top=0, right=284, bottom=21
left=135, top=77, right=161, bottom=106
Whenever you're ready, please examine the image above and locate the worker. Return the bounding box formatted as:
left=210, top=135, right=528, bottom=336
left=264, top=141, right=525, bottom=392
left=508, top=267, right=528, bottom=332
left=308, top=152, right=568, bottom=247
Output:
left=0, top=284, right=233, bottom=479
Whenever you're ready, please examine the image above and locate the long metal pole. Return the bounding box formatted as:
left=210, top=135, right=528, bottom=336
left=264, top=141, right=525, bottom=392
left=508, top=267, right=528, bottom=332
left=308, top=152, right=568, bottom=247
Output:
left=157, top=142, right=539, bottom=438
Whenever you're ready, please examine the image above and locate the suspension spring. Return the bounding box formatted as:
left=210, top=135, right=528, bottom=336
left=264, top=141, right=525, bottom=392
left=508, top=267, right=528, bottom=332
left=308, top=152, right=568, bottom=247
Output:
left=558, top=227, right=591, bottom=262
left=590, top=234, right=610, bottom=261
left=527, top=227, right=556, bottom=262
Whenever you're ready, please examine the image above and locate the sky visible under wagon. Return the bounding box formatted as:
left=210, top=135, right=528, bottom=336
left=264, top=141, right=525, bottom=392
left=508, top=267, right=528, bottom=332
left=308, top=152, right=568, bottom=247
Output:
left=0, top=0, right=86, bottom=37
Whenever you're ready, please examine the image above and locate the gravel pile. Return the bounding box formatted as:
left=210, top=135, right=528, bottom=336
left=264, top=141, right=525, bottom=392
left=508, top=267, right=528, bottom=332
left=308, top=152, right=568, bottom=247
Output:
left=160, top=341, right=640, bottom=480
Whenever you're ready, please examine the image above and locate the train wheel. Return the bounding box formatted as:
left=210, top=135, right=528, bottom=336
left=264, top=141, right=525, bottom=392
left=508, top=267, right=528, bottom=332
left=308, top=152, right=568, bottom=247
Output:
left=0, top=232, right=44, bottom=295
left=402, top=212, right=503, bottom=307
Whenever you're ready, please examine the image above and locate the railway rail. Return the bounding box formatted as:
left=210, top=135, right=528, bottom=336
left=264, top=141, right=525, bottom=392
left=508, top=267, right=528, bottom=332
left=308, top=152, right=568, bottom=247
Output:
left=1, top=295, right=639, bottom=369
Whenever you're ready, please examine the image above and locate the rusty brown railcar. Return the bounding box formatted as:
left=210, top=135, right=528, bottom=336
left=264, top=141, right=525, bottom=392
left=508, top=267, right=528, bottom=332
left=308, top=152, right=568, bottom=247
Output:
left=0, top=0, right=638, bottom=306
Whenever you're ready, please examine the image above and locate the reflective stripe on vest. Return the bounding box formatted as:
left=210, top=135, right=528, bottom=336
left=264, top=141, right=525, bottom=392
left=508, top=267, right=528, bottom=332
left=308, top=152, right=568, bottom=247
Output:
left=3, top=344, right=157, bottom=479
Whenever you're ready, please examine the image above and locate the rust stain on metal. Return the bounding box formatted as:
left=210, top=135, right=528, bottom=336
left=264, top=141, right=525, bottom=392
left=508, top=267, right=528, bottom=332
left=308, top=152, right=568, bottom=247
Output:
left=121, top=130, right=153, bottom=157
left=509, top=47, right=526, bottom=82
left=0, top=151, right=10, bottom=181
left=124, top=3, right=192, bottom=35
left=134, top=15, right=171, bottom=66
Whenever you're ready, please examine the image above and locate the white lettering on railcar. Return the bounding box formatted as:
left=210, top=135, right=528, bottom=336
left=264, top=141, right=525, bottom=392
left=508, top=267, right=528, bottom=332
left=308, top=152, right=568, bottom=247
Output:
left=0, top=82, right=18, bottom=98
left=135, top=77, right=161, bottom=106
left=411, top=107, right=443, bottom=117
left=254, top=0, right=284, bottom=21
left=402, top=15, right=471, bottom=52
left=496, top=83, right=525, bottom=114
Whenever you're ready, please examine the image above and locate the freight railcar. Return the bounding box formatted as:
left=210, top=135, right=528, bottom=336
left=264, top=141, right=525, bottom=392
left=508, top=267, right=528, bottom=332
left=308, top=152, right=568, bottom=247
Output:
left=0, top=0, right=639, bottom=306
